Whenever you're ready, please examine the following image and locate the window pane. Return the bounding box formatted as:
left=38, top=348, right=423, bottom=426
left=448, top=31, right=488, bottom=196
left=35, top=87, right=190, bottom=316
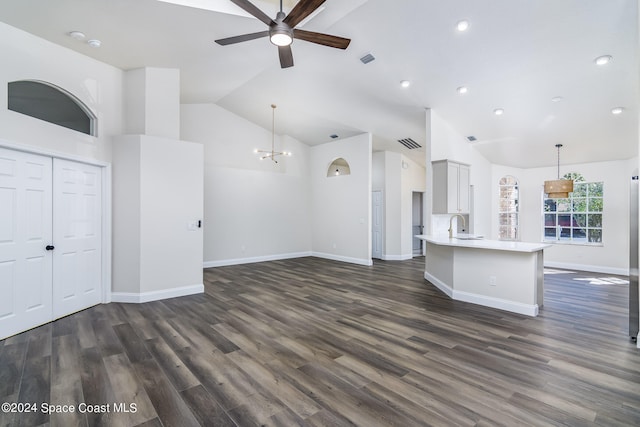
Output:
left=560, top=227, right=571, bottom=239
left=545, top=214, right=556, bottom=226
left=572, top=198, right=587, bottom=212
left=589, top=198, right=603, bottom=212
left=588, top=214, right=602, bottom=228
left=557, top=200, right=571, bottom=212
left=558, top=214, right=571, bottom=226
left=544, top=199, right=557, bottom=212
left=588, top=182, right=603, bottom=197
left=572, top=183, right=587, bottom=197
left=544, top=228, right=557, bottom=239
left=572, top=228, right=587, bottom=241
left=588, top=229, right=602, bottom=243
left=572, top=214, right=586, bottom=228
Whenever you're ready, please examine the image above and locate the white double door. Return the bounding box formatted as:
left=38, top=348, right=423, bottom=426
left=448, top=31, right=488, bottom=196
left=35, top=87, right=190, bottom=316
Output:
left=0, top=148, right=102, bottom=340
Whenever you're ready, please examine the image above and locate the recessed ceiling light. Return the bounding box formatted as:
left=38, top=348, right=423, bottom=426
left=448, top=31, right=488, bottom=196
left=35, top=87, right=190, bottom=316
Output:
left=68, top=31, right=85, bottom=40
left=493, top=108, right=504, bottom=116
left=457, top=86, right=468, bottom=94
left=611, top=107, right=624, bottom=115
left=594, top=55, right=612, bottom=66
left=87, top=39, right=102, bottom=48
left=456, top=20, right=470, bottom=32
left=551, top=96, right=564, bottom=102
left=400, top=80, right=411, bottom=88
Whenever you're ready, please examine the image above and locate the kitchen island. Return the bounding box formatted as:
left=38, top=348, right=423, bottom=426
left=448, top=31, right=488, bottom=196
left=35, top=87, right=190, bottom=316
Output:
left=416, top=235, right=550, bottom=316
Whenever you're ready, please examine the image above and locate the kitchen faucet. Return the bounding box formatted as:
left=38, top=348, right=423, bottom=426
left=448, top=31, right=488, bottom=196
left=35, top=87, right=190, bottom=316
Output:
left=448, top=214, right=466, bottom=238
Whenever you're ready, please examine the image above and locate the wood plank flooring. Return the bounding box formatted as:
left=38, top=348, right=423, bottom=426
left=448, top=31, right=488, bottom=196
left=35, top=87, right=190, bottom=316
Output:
left=0, top=257, right=639, bottom=426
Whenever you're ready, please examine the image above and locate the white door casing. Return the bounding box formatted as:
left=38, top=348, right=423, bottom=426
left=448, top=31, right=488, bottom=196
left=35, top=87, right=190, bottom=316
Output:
left=0, top=148, right=53, bottom=339
left=52, top=159, right=102, bottom=318
left=372, top=190, right=382, bottom=259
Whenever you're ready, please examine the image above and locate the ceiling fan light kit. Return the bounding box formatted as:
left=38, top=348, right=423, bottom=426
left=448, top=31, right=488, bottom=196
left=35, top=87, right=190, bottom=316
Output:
left=216, top=0, right=351, bottom=68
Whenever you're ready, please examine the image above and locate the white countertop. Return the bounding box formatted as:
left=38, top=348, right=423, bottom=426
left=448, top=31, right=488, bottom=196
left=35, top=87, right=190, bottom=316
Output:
left=416, top=234, right=551, bottom=253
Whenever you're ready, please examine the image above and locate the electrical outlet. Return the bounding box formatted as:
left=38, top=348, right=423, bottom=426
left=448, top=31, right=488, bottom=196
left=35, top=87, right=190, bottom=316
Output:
left=489, top=275, right=497, bottom=286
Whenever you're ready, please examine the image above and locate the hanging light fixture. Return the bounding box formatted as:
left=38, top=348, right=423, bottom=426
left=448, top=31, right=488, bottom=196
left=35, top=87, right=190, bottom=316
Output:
left=544, top=143, right=573, bottom=198
left=254, top=104, right=291, bottom=163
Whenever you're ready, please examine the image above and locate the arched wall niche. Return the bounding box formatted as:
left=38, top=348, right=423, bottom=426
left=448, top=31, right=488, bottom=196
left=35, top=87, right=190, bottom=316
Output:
left=327, top=157, right=351, bottom=177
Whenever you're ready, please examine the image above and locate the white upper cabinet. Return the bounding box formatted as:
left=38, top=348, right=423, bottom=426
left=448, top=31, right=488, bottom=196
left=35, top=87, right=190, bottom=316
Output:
left=432, top=160, right=470, bottom=214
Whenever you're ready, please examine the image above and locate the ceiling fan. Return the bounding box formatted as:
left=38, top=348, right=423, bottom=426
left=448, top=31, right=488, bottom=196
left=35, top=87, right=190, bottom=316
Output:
left=215, top=0, right=351, bottom=68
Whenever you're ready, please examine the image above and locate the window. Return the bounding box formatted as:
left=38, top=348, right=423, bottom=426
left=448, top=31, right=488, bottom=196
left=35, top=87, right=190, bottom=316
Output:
left=8, top=80, right=96, bottom=136
left=498, top=176, right=519, bottom=240
left=543, top=175, right=603, bottom=244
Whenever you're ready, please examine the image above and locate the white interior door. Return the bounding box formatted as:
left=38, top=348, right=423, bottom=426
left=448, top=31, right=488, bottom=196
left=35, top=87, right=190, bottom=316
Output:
left=52, top=159, right=102, bottom=319
left=0, top=148, right=53, bottom=339
left=372, top=190, right=382, bottom=259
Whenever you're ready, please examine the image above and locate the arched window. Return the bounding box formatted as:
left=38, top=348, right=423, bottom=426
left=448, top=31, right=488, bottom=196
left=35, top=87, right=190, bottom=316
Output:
left=499, top=175, right=519, bottom=240
left=327, top=158, right=351, bottom=177
left=8, top=80, right=96, bottom=136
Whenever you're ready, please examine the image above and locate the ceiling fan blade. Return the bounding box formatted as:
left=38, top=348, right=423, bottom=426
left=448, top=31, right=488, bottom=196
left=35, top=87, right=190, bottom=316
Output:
left=278, top=45, right=294, bottom=68
left=215, top=30, right=269, bottom=45
left=230, top=0, right=274, bottom=26
left=283, top=0, right=326, bottom=28
left=293, top=29, right=351, bottom=49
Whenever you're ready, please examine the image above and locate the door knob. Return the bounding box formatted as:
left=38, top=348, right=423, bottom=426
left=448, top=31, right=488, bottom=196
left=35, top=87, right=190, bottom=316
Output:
left=45, top=245, right=55, bottom=251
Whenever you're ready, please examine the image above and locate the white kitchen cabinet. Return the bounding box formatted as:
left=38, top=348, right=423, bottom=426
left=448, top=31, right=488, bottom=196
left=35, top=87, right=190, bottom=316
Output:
left=432, top=160, right=470, bottom=214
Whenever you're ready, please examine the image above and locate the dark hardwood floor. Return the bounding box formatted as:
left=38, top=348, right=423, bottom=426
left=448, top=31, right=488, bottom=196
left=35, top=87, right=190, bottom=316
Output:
left=1, top=257, right=639, bottom=426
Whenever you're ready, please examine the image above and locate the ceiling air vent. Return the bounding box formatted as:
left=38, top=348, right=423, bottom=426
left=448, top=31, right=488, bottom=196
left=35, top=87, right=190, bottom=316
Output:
left=467, top=135, right=477, bottom=142
left=360, top=53, right=375, bottom=64
left=398, top=138, right=421, bottom=149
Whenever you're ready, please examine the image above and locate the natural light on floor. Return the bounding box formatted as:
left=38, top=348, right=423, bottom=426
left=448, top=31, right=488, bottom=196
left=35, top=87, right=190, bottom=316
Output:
left=573, top=277, right=629, bottom=285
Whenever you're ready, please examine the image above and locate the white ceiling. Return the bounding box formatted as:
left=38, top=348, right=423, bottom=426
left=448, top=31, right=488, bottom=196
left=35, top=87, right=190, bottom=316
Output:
left=0, top=0, right=637, bottom=168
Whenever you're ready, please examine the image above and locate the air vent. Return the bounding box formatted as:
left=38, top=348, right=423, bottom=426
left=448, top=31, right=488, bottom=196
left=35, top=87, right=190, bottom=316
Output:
left=467, top=135, right=477, bottom=142
left=330, top=134, right=339, bottom=139
left=360, top=53, right=375, bottom=64
left=398, top=138, right=421, bottom=149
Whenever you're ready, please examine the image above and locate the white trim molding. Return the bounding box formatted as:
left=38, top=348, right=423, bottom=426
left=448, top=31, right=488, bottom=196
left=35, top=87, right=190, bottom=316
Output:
left=204, top=251, right=312, bottom=268
left=424, top=272, right=539, bottom=317
left=312, top=252, right=373, bottom=266
left=381, top=253, right=414, bottom=261
left=111, top=284, right=204, bottom=303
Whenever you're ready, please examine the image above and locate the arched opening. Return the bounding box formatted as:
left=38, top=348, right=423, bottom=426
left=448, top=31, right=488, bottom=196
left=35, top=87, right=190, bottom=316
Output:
left=327, top=157, right=351, bottom=177
left=8, top=80, right=97, bottom=136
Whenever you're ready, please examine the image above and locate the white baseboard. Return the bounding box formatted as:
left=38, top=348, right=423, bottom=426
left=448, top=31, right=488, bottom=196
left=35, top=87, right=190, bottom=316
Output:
left=312, top=252, right=373, bottom=266
left=453, top=290, right=538, bottom=317
left=111, top=283, right=204, bottom=303
left=381, top=254, right=414, bottom=261
left=424, top=272, right=538, bottom=316
left=424, top=272, right=454, bottom=298
left=544, top=261, right=627, bottom=276
left=203, top=251, right=312, bottom=268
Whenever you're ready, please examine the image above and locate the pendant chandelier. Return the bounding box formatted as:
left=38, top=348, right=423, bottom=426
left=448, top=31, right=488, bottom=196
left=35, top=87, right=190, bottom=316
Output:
left=254, top=104, right=291, bottom=163
left=544, top=143, right=573, bottom=198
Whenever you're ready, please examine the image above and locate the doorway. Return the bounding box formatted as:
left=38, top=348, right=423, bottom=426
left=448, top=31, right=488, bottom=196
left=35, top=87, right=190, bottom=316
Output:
left=412, top=191, right=424, bottom=256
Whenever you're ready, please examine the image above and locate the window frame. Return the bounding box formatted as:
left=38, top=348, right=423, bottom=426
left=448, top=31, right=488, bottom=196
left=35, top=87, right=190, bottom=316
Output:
left=542, top=181, right=603, bottom=245
left=498, top=175, right=519, bottom=241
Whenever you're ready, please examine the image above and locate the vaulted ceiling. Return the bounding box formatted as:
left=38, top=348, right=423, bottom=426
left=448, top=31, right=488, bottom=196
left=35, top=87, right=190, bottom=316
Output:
left=0, top=0, right=637, bottom=168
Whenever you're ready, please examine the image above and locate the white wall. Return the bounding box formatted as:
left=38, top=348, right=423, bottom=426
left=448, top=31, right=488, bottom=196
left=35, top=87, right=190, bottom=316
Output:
left=384, top=151, right=402, bottom=258
left=311, top=133, right=372, bottom=265
left=181, top=104, right=312, bottom=266
left=429, top=110, right=492, bottom=237
left=492, top=159, right=634, bottom=274
left=124, top=68, right=180, bottom=140
left=0, top=22, right=122, bottom=162
left=112, top=135, right=204, bottom=298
